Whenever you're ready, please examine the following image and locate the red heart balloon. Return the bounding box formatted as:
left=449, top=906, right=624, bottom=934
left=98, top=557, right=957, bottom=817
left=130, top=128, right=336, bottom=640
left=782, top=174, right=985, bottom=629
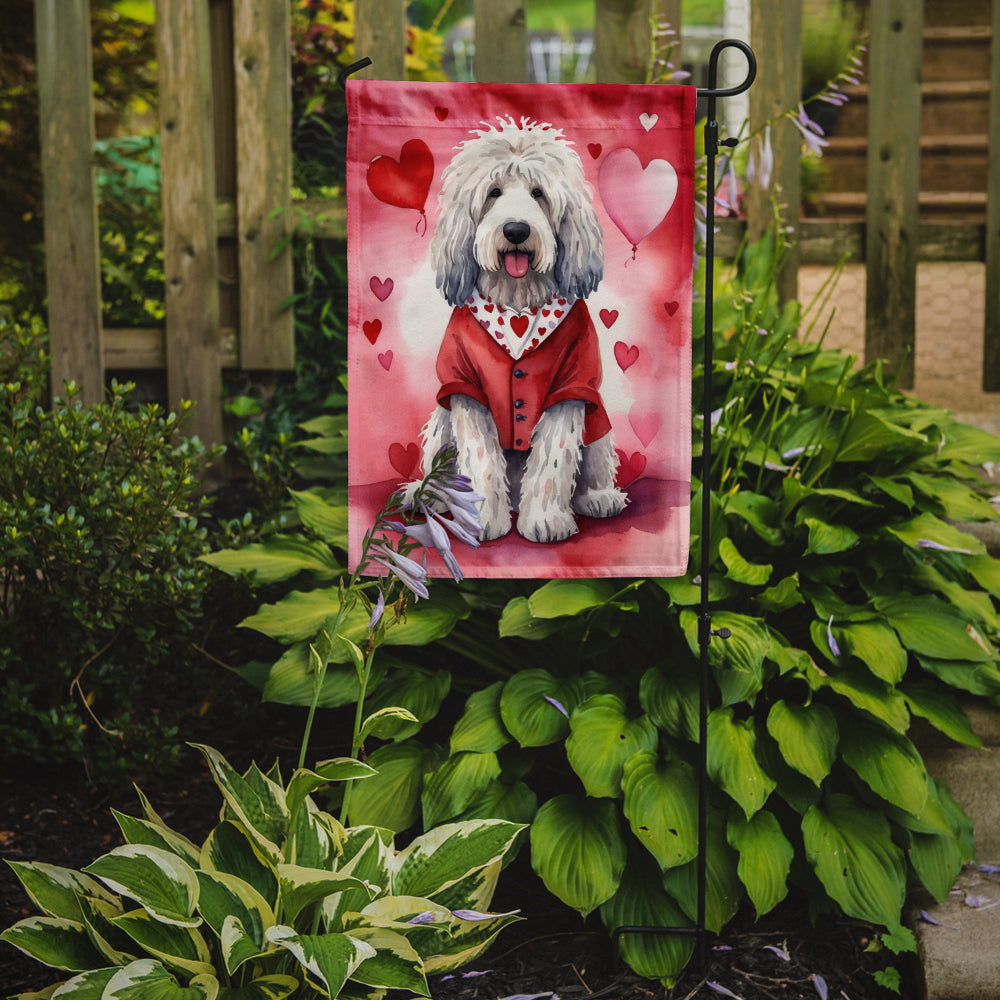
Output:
left=389, top=441, right=420, bottom=479
left=367, top=139, right=434, bottom=213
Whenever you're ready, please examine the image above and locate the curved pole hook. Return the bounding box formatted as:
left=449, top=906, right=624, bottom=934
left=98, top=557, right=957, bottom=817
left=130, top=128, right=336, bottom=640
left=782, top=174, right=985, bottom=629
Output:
left=337, top=57, right=373, bottom=89
left=697, top=38, right=757, bottom=99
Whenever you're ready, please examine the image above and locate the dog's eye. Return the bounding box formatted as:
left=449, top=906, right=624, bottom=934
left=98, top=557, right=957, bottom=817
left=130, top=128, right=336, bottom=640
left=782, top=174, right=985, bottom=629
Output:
left=488, top=186, right=502, bottom=199
left=531, top=187, right=544, bottom=199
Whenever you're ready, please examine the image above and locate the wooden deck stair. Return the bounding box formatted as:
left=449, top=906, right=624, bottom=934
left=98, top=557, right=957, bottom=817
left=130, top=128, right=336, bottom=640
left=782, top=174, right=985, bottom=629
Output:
left=814, top=2, right=993, bottom=221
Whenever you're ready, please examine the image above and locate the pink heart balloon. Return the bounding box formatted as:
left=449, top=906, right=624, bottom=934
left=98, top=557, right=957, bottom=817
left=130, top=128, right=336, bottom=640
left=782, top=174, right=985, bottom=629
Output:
left=598, top=148, right=678, bottom=250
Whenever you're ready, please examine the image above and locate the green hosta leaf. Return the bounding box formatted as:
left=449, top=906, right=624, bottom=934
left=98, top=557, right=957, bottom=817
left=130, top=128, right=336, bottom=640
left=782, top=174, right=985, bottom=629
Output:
left=362, top=667, right=451, bottom=740
left=886, top=512, right=985, bottom=556
left=277, top=865, right=374, bottom=925
left=421, top=751, right=502, bottom=828
left=707, top=708, right=776, bottom=818
left=195, top=871, right=273, bottom=974
left=529, top=795, right=626, bottom=917
left=835, top=410, right=927, bottom=463
left=200, top=535, right=341, bottom=583
left=346, top=926, right=428, bottom=994
left=718, top=537, right=772, bottom=586
left=966, top=553, right=1000, bottom=597
left=453, top=779, right=538, bottom=827
left=4, top=862, right=118, bottom=923
left=599, top=853, right=694, bottom=987
left=499, top=670, right=584, bottom=747
left=103, top=959, right=218, bottom=999
left=835, top=621, right=907, bottom=684
left=906, top=473, right=998, bottom=522
left=75, top=894, right=135, bottom=967
left=765, top=700, right=838, bottom=786
left=191, top=746, right=287, bottom=863
left=265, top=926, right=375, bottom=998
left=621, top=751, right=698, bottom=871
left=874, top=594, right=995, bottom=662
left=807, top=660, right=910, bottom=732
left=347, top=740, right=442, bottom=832
left=288, top=488, right=349, bottom=546
left=639, top=664, right=699, bottom=742
left=802, top=517, right=859, bottom=556
left=450, top=682, right=511, bottom=754
left=527, top=578, right=617, bottom=617
left=497, top=596, right=564, bottom=639
left=655, top=573, right=737, bottom=606
left=216, top=975, right=299, bottom=1000
left=393, top=820, right=524, bottom=901
left=724, top=490, right=784, bottom=545
left=285, top=759, right=376, bottom=822
left=111, top=908, right=214, bottom=978
left=866, top=474, right=914, bottom=509
left=680, top=610, right=770, bottom=706
left=727, top=811, right=793, bottom=917
left=260, top=643, right=387, bottom=709
left=839, top=718, right=929, bottom=816
left=83, top=846, right=200, bottom=928
left=901, top=680, right=982, bottom=748
left=661, top=810, right=741, bottom=933
left=911, top=562, right=1000, bottom=633
left=565, top=695, right=658, bottom=798
left=802, top=793, right=906, bottom=926
left=200, top=822, right=278, bottom=910
left=0, top=916, right=107, bottom=971
left=755, top=573, right=804, bottom=614
left=112, top=812, right=201, bottom=868
left=359, top=706, right=421, bottom=742
left=916, top=655, right=1000, bottom=697
left=909, top=827, right=966, bottom=905
left=935, top=421, right=1000, bottom=464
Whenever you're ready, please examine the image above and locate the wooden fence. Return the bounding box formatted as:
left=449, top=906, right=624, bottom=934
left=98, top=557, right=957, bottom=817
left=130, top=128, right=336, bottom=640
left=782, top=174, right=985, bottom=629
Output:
left=33, top=0, right=1000, bottom=444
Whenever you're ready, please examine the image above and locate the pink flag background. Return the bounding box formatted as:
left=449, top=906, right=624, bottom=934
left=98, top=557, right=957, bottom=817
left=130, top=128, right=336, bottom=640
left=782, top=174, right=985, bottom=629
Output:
left=347, top=80, right=695, bottom=578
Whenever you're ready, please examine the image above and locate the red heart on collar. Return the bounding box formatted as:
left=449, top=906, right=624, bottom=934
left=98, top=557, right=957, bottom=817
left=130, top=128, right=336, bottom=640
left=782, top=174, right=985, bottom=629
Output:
left=511, top=315, right=530, bottom=336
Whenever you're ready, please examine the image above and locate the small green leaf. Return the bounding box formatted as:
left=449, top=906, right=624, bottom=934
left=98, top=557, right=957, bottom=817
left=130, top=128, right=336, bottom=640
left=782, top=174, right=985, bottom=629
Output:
left=707, top=708, right=776, bottom=819
left=497, top=597, right=563, bottom=639
left=875, top=594, right=994, bottom=662
left=526, top=579, right=617, bottom=618
left=276, top=865, right=373, bottom=925
left=718, top=537, right=772, bottom=585
left=803, top=517, right=859, bottom=555
left=499, top=670, right=584, bottom=747
left=450, top=682, right=511, bottom=754
left=901, top=680, right=982, bottom=748
left=346, top=740, right=441, bottom=832
left=200, top=535, right=341, bottom=584
left=765, top=700, right=838, bottom=786
left=839, top=718, right=929, bottom=817
left=288, top=489, right=348, bottom=547
left=639, top=664, right=699, bottom=742
left=727, top=811, right=793, bottom=917
left=421, top=751, right=502, bottom=828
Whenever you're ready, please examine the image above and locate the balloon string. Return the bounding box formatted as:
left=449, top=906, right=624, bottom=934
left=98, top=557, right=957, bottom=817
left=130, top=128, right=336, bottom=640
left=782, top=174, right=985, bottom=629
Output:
left=416, top=210, right=427, bottom=237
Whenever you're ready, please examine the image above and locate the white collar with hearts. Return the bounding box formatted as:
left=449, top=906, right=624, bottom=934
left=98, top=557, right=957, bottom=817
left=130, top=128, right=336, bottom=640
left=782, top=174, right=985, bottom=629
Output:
left=466, top=290, right=576, bottom=360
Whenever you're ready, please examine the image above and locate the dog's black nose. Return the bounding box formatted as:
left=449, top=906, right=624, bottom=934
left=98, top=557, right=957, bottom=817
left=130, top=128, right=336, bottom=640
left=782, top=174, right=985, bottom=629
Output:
left=503, top=221, right=531, bottom=245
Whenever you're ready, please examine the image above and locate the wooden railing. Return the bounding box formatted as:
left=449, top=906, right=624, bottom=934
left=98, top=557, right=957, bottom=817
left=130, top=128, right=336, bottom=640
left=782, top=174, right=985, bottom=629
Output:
left=32, top=0, right=1000, bottom=444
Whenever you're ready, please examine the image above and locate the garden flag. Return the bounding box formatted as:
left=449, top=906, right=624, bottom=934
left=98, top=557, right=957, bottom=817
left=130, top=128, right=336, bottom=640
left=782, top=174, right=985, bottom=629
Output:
left=347, top=80, right=695, bottom=578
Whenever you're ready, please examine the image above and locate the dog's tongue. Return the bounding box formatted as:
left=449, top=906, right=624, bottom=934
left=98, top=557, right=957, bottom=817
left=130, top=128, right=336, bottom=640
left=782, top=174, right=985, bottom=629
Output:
left=504, top=251, right=530, bottom=278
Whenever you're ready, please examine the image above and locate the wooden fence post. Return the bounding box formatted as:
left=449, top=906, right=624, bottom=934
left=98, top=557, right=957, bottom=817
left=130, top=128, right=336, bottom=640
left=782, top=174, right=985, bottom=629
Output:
left=983, top=0, right=1000, bottom=390
left=474, top=0, right=527, bottom=83
left=157, top=0, right=223, bottom=445
left=746, top=0, right=801, bottom=305
left=355, top=0, right=407, bottom=80
left=233, top=0, right=294, bottom=370
left=594, top=0, right=651, bottom=84
left=34, top=0, right=104, bottom=405
left=864, top=0, right=923, bottom=389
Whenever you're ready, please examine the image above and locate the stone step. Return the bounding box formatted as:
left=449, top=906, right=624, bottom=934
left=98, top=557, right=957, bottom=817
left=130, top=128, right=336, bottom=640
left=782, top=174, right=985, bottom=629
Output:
left=811, top=189, right=987, bottom=222
left=922, top=25, right=993, bottom=83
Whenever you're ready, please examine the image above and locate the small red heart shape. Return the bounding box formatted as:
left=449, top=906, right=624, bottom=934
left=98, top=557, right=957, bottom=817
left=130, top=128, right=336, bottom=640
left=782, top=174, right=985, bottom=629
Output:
left=434, top=106, right=449, bottom=120
left=511, top=315, right=530, bottom=336
left=363, top=319, right=382, bottom=344
left=370, top=276, right=393, bottom=301
left=558, top=298, right=566, bottom=305
left=588, top=142, right=602, bottom=159
left=553, top=310, right=563, bottom=318
left=530, top=338, right=539, bottom=348
left=484, top=303, right=494, bottom=313
left=600, top=308, right=619, bottom=328
left=389, top=441, right=420, bottom=479
left=615, top=449, right=646, bottom=488
left=378, top=351, right=393, bottom=371
left=664, top=300, right=680, bottom=317
left=542, top=309, right=550, bottom=316
left=614, top=341, right=639, bottom=372
left=479, top=320, right=489, bottom=331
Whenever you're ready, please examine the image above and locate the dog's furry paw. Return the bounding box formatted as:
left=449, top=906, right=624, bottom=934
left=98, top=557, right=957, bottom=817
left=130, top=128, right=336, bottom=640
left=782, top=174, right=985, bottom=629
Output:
left=517, top=506, right=578, bottom=543
left=479, top=511, right=512, bottom=541
left=572, top=486, right=628, bottom=519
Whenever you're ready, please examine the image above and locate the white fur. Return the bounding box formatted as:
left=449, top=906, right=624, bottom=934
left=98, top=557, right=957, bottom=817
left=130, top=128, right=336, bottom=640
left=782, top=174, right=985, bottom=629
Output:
left=415, top=118, right=627, bottom=543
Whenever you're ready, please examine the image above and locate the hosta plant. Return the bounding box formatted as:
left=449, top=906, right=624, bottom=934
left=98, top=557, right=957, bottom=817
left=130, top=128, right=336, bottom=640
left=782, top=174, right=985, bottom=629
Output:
left=1, top=744, right=523, bottom=999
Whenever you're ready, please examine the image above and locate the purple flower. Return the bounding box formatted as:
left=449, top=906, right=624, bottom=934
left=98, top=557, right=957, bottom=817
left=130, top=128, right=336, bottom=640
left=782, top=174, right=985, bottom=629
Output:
left=370, top=542, right=429, bottom=600
left=747, top=125, right=774, bottom=191
left=367, top=590, right=385, bottom=631
left=812, top=974, right=828, bottom=1000
left=706, top=983, right=742, bottom=999
left=407, top=911, right=438, bottom=925
left=827, top=616, right=841, bottom=658
left=763, top=944, right=790, bottom=961
left=917, top=538, right=972, bottom=554
left=451, top=908, right=520, bottom=921
left=384, top=513, right=464, bottom=582
left=791, top=104, right=829, bottom=156
left=544, top=695, right=569, bottom=718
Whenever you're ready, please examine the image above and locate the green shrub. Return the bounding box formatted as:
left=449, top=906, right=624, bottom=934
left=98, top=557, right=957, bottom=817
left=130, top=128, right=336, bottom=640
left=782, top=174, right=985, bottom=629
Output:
left=0, top=317, right=220, bottom=783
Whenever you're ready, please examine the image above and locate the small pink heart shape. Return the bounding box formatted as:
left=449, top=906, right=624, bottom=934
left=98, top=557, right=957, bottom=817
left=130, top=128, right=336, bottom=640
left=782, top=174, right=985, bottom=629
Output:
left=511, top=315, right=530, bottom=336
left=664, top=300, right=680, bottom=317
left=615, top=449, right=646, bottom=488
left=600, top=308, right=619, bottom=329
left=378, top=350, right=393, bottom=371
left=389, top=441, right=420, bottom=479
left=588, top=142, right=602, bottom=159
left=614, top=341, right=639, bottom=372
left=363, top=319, right=382, bottom=344
left=629, top=408, right=660, bottom=447
left=370, top=276, right=393, bottom=301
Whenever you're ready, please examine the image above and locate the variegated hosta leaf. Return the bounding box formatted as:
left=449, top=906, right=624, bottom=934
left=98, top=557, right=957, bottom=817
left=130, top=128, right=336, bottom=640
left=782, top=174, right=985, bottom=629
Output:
left=277, top=864, right=376, bottom=925
left=450, top=682, right=511, bottom=754
left=727, top=810, right=793, bottom=918
left=102, top=958, right=218, bottom=999
left=214, top=975, right=300, bottom=1000
left=265, top=926, right=375, bottom=998
left=4, top=861, right=118, bottom=922
left=83, top=845, right=200, bottom=928
left=765, top=700, right=838, bottom=786
left=421, top=906, right=523, bottom=975
left=195, top=871, right=274, bottom=974
left=77, top=894, right=136, bottom=966
left=0, top=916, right=107, bottom=972
left=345, top=926, right=429, bottom=995
left=112, top=811, right=201, bottom=868
left=838, top=718, right=929, bottom=817
left=802, top=793, right=906, bottom=926
left=599, top=854, right=694, bottom=987
left=46, top=966, right=118, bottom=997
left=323, top=829, right=393, bottom=931
left=347, top=740, right=442, bottom=832
left=110, top=908, right=214, bottom=978
left=565, top=695, right=658, bottom=799
left=391, top=820, right=524, bottom=901
left=707, top=707, right=776, bottom=819
left=288, top=801, right=343, bottom=870
left=621, top=751, right=699, bottom=871
left=424, top=859, right=501, bottom=915
left=421, top=752, right=502, bottom=829
left=200, top=822, right=278, bottom=910
left=191, top=745, right=288, bottom=863
left=499, top=669, right=585, bottom=747
left=529, top=795, right=626, bottom=917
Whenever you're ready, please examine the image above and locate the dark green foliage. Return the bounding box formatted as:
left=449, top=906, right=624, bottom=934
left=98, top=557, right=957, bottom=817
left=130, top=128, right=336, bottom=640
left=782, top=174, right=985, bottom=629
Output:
left=0, top=317, right=220, bottom=783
